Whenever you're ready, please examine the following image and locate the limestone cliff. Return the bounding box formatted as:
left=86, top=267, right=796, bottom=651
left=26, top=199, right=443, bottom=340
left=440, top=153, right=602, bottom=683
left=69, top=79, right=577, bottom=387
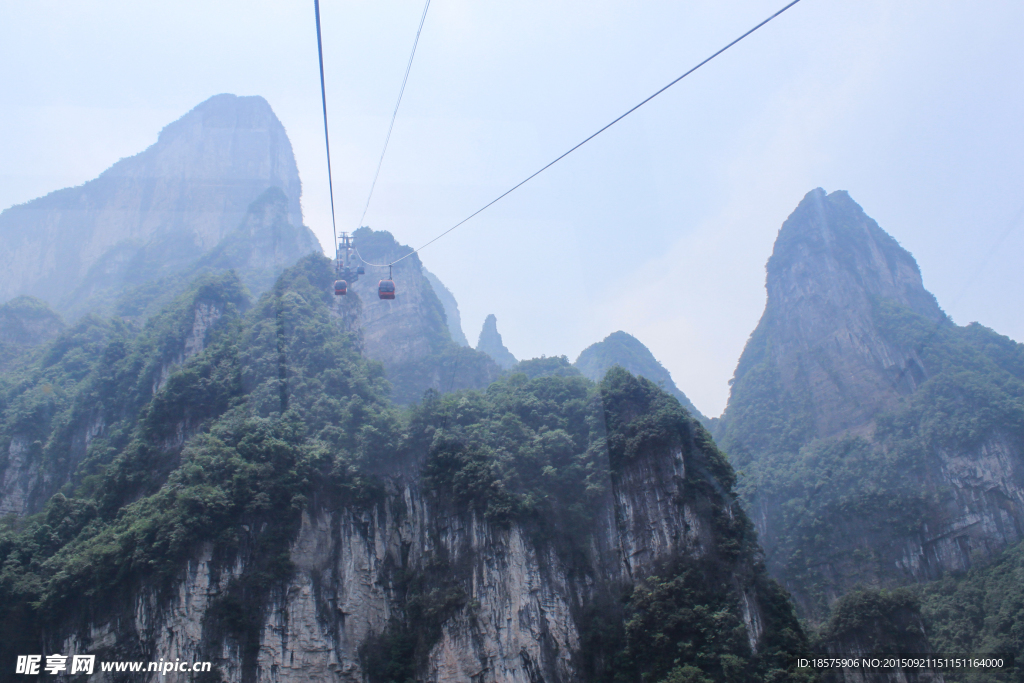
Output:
left=347, top=228, right=502, bottom=404
left=717, top=188, right=1024, bottom=617
left=422, top=268, right=469, bottom=347
left=0, top=94, right=307, bottom=318
left=0, top=273, right=250, bottom=517
left=38, top=372, right=799, bottom=683
left=575, top=330, right=709, bottom=427
left=476, top=314, right=518, bottom=370
left=0, top=256, right=807, bottom=682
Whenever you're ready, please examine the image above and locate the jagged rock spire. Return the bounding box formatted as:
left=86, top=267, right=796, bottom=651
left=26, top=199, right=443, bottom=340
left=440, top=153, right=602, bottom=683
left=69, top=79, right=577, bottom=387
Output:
left=476, top=314, right=517, bottom=369
left=720, top=188, right=945, bottom=453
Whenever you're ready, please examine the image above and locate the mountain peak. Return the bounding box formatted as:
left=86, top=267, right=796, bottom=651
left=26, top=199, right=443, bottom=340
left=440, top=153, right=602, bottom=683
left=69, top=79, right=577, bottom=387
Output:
left=722, top=189, right=947, bottom=452
left=476, top=314, right=517, bottom=369
left=0, top=93, right=303, bottom=317
left=155, top=94, right=277, bottom=144
left=766, top=189, right=942, bottom=322
left=574, top=330, right=708, bottom=426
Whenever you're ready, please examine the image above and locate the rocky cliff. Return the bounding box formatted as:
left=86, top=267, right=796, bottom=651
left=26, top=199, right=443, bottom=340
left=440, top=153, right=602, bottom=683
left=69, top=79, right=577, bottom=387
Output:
left=423, top=268, right=469, bottom=347
left=0, top=256, right=808, bottom=682
left=717, top=189, right=1024, bottom=617
left=110, top=187, right=322, bottom=321
left=476, top=314, right=518, bottom=370
left=575, top=330, right=709, bottom=427
left=0, top=94, right=307, bottom=318
left=347, top=228, right=502, bottom=404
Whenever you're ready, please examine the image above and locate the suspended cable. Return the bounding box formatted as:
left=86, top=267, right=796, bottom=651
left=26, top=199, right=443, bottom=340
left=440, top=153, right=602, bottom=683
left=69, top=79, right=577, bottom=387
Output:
left=357, top=0, right=433, bottom=231
left=356, top=0, right=804, bottom=269
left=313, top=0, right=339, bottom=259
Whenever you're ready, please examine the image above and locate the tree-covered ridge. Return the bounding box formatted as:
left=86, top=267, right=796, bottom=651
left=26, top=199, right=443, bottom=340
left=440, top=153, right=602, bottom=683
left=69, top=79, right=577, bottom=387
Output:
left=808, top=548, right=1024, bottom=683
left=575, top=330, right=709, bottom=428
left=1, top=255, right=810, bottom=680
left=0, top=295, right=65, bottom=372
left=1, top=255, right=397, bottom=666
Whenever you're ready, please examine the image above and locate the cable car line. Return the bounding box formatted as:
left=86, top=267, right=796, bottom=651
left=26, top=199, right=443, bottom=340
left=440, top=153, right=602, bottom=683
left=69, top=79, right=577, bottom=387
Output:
left=357, top=0, right=433, bottom=232
left=354, top=0, right=804, bottom=270
left=313, top=0, right=339, bottom=261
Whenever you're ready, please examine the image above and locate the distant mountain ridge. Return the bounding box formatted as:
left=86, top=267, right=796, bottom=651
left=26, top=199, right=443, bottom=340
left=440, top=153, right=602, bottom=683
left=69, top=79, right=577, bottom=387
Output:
left=0, top=94, right=309, bottom=318
left=575, top=331, right=709, bottom=427
left=423, top=268, right=469, bottom=346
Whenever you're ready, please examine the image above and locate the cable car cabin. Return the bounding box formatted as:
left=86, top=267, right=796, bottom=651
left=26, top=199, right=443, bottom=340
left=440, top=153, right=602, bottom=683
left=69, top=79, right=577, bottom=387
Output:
left=334, top=280, right=348, bottom=296
left=378, top=279, right=396, bottom=300
left=357, top=266, right=365, bottom=275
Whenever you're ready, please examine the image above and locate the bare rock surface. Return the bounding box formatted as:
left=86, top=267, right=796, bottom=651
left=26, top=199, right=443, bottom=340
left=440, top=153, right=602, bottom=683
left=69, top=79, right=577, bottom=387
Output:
left=0, top=94, right=304, bottom=318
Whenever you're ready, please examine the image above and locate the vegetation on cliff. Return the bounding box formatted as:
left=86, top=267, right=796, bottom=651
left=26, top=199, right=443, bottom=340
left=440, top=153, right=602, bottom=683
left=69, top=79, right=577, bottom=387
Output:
left=1, top=255, right=810, bottom=680
left=917, top=540, right=1024, bottom=682
left=719, top=294, right=1024, bottom=618
left=575, top=330, right=709, bottom=427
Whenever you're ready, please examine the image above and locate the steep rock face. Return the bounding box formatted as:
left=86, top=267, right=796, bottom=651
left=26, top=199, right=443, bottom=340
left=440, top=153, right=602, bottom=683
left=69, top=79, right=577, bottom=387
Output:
left=476, top=314, right=518, bottom=370
left=718, top=189, right=1024, bottom=617
left=422, top=268, right=469, bottom=347
left=348, top=228, right=451, bottom=367
left=112, top=187, right=321, bottom=321
left=575, top=330, right=709, bottom=427
left=347, top=228, right=502, bottom=403
left=50, top=420, right=770, bottom=683
left=2, top=257, right=806, bottom=682
left=0, top=94, right=304, bottom=317
left=0, top=274, right=249, bottom=516
left=724, top=188, right=943, bottom=449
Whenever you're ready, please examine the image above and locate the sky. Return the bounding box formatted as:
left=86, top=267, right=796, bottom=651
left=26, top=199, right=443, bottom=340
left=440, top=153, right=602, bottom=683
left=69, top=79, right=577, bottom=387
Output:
left=2, top=0, right=1023, bottom=417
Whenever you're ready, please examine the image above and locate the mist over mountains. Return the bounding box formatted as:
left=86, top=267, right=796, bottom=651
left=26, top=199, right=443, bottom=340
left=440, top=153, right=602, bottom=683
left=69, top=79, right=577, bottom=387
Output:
left=2, top=95, right=1023, bottom=681
left=0, top=94, right=312, bottom=319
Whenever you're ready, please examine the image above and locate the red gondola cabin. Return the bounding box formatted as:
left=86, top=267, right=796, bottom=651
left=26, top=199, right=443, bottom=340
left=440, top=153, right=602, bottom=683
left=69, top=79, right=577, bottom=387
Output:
left=334, top=280, right=348, bottom=296
left=378, top=279, right=396, bottom=300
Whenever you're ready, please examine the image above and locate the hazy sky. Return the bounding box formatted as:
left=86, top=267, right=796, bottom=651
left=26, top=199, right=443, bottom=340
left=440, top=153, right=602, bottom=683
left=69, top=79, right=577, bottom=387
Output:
left=3, top=0, right=1023, bottom=417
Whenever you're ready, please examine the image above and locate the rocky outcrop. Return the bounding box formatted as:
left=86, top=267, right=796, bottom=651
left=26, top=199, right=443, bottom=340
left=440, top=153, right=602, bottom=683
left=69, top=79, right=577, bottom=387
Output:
left=423, top=268, right=469, bottom=347
left=575, top=330, right=708, bottom=426
left=723, top=188, right=943, bottom=447
left=718, top=188, right=1024, bottom=617
left=347, top=228, right=502, bottom=404
left=476, top=314, right=517, bottom=370
left=0, top=94, right=305, bottom=318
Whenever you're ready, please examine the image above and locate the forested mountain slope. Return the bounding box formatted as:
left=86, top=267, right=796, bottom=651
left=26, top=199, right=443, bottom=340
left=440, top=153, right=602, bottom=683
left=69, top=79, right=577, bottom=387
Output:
left=0, top=255, right=810, bottom=682
left=716, top=188, right=1024, bottom=618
